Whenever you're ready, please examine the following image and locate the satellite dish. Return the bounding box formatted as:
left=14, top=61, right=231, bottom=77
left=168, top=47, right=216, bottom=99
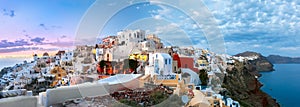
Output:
left=181, top=95, right=189, bottom=104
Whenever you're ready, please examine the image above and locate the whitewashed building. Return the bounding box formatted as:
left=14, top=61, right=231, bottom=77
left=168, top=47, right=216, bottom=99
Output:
left=139, top=40, right=156, bottom=52
left=148, top=53, right=173, bottom=75
left=54, top=55, right=60, bottom=65
left=181, top=68, right=201, bottom=86
left=61, top=51, right=73, bottom=62
left=117, top=29, right=146, bottom=46
left=33, top=54, right=38, bottom=62
left=95, top=48, right=104, bottom=61
left=109, top=29, right=147, bottom=62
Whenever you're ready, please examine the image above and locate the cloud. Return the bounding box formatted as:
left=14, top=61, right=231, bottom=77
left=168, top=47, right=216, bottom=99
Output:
left=2, top=9, right=15, bottom=17
left=0, top=47, right=56, bottom=53
left=0, top=39, right=32, bottom=48
left=39, top=23, right=47, bottom=30
left=30, top=37, right=45, bottom=43
left=200, top=0, right=300, bottom=56
left=39, top=23, right=62, bottom=30
left=60, top=35, right=67, bottom=39
left=279, top=47, right=299, bottom=51
left=149, top=4, right=173, bottom=20
left=146, top=4, right=208, bottom=47
left=24, top=34, right=31, bottom=39
left=253, top=44, right=260, bottom=48
left=49, top=41, right=74, bottom=48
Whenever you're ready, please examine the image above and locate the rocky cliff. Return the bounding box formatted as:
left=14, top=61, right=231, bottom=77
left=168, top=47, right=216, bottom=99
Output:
left=235, top=51, right=274, bottom=72
left=222, top=57, right=279, bottom=107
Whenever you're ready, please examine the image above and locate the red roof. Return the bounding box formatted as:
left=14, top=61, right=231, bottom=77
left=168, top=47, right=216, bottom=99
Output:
left=180, top=57, right=198, bottom=73
left=56, top=51, right=65, bottom=56
left=172, top=53, right=181, bottom=68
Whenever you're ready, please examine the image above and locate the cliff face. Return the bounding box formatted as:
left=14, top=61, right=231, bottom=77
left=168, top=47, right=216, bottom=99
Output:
left=235, top=51, right=274, bottom=72
left=222, top=59, right=279, bottom=107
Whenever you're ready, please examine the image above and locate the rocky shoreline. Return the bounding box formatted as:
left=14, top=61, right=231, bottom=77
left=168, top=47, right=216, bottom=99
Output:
left=223, top=52, right=279, bottom=107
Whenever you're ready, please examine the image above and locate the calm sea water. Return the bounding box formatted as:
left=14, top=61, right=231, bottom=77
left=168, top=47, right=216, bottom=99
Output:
left=0, top=58, right=33, bottom=70
left=259, top=64, right=300, bottom=107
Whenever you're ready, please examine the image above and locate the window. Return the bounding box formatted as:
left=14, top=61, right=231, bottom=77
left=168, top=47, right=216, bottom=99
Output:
left=169, top=59, right=171, bottom=64
left=185, top=64, right=188, bottom=68
left=165, top=59, right=167, bottom=65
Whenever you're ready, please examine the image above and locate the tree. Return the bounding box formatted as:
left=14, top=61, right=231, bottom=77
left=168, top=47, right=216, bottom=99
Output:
left=97, top=60, right=106, bottom=74
left=123, top=59, right=138, bottom=72
left=149, top=90, right=168, bottom=105
left=98, top=60, right=106, bottom=68
left=199, top=69, right=209, bottom=85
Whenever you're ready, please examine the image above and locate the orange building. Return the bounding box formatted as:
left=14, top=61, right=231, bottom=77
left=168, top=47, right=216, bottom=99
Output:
left=180, top=57, right=199, bottom=73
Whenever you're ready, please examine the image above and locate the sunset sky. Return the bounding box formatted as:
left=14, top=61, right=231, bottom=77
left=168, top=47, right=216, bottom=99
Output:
left=0, top=0, right=300, bottom=57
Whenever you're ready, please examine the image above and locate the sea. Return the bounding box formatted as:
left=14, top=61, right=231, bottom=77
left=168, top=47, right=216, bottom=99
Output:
left=0, top=57, right=33, bottom=70
left=259, top=64, right=300, bottom=107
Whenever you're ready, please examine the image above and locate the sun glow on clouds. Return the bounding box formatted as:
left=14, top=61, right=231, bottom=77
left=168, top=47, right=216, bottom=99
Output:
left=0, top=0, right=94, bottom=56
left=0, top=50, right=58, bottom=58
left=1, top=0, right=300, bottom=57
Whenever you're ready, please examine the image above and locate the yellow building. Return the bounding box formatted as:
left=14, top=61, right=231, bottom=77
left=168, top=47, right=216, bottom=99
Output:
left=50, top=66, right=67, bottom=87
left=197, top=59, right=209, bottom=66
left=202, top=49, right=209, bottom=55
left=129, top=54, right=148, bottom=61
left=92, top=48, right=96, bottom=54
left=152, top=74, right=180, bottom=87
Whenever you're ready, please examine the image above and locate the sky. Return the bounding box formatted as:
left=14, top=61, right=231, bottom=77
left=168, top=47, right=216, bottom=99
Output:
left=0, top=0, right=299, bottom=57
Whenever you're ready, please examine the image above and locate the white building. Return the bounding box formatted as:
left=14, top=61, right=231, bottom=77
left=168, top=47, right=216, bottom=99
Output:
left=95, top=48, right=104, bottom=61
left=54, top=55, right=60, bottom=65
left=139, top=40, right=156, bottom=52
left=148, top=53, right=173, bottom=75
left=61, top=51, right=73, bottom=62
left=33, top=54, right=38, bottom=62
left=225, top=98, right=240, bottom=107
left=117, top=29, right=146, bottom=46
left=181, top=68, right=201, bottom=86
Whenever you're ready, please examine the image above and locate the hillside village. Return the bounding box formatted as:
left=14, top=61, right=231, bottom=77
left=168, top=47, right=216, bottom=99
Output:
left=0, top=29, right=263, bottom=107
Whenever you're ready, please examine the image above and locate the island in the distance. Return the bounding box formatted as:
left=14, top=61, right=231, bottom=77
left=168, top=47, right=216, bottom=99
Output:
left=266, top=55, right=300, bottom=64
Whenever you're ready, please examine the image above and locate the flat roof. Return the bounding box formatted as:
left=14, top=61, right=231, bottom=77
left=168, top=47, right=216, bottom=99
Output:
left=98, top=74, right=142, bottom=85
